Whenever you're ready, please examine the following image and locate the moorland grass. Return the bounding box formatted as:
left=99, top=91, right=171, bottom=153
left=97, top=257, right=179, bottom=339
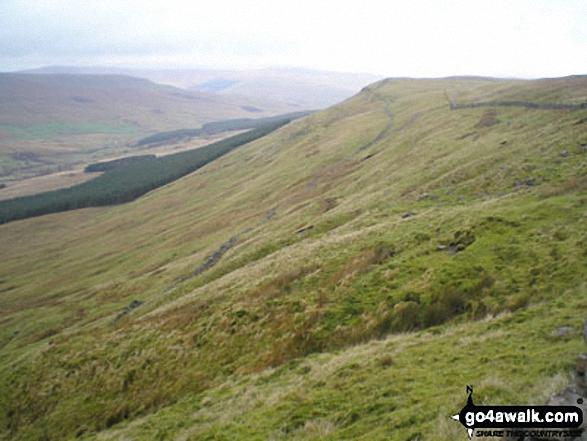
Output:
left=0, top=77, right=586, bottom=440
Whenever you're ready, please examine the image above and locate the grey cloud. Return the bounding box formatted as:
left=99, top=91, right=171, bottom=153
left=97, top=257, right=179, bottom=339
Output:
left=0, top=1, right=283, bottom=62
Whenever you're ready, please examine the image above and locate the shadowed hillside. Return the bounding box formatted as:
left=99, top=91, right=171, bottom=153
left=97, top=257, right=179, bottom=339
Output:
left=0, top=76, right=586, bottom=440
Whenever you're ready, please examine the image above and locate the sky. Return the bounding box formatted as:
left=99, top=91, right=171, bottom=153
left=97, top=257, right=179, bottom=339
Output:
left=0, top=0, right=585, bottom=78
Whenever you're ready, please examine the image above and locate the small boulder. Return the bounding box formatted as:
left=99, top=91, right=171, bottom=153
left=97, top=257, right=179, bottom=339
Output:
left=514, top=178, right=536, bottom=190
left=128, top=300, right=143, bottom=310
left=296, top=225, right=314, bottom=234
left=577, top=353, right=587, bottom=376
left=552, top=326, right=573, bottom=337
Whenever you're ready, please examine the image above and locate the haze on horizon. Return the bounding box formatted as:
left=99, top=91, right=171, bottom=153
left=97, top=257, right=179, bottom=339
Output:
left=0, top=0, right=586, bottom=79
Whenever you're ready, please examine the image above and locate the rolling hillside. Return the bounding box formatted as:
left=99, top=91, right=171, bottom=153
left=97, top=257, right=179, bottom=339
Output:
left=0, top=73, right=301, bottom=182
left=1, top=76, right=586, bottom=440
left=20, top=66, right=382, bottom=109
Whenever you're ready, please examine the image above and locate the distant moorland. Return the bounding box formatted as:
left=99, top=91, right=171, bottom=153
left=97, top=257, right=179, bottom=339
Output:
left=20, top=66, right=382, bottom=109
left=0, top=73, right=303, bottom=183
left=0, top=118, right=296, bottom=223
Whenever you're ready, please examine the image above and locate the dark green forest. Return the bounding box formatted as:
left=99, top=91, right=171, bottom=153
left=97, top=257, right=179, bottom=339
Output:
left=0, top=119, right=292, bottom=224
left=84, top=155, right=157, bottom=172
left=136, top=111, right=312, bottom=146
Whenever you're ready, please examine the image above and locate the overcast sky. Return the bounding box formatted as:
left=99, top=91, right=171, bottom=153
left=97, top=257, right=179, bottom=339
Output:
left=0, top=0, right=585, bottom=78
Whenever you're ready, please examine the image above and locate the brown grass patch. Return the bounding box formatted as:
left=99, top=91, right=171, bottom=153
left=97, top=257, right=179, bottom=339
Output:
left=539, top=175, right=587, bottom=198
left=318, top=197, right=338, bottom=213
left=248, top=265, right=320, bottom=300
left=475, top=110, right=500, bottom=128
left=322, top=244, right=394, bottom=288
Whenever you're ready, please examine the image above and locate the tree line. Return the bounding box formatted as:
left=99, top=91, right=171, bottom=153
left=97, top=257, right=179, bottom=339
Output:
left=0, top=119, right=293, bottom=224
left=136, top=111, right=312, bottom=146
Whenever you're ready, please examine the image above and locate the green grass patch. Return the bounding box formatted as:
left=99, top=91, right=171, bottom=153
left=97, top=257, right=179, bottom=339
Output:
left=0, top=122, right=138, bottom=139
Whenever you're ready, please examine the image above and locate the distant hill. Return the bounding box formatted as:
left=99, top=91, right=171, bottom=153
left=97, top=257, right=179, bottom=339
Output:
left=20, top=66, right=383, bottom=109
left=0, top=73, right=303, bottom=181
left=0, top=72, right=301, bottom=129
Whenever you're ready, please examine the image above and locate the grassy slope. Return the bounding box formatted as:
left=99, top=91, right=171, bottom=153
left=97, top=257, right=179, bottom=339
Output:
left=0, top=73, right=299, bottom=181
left=0, top=77, right=586, bottom=440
